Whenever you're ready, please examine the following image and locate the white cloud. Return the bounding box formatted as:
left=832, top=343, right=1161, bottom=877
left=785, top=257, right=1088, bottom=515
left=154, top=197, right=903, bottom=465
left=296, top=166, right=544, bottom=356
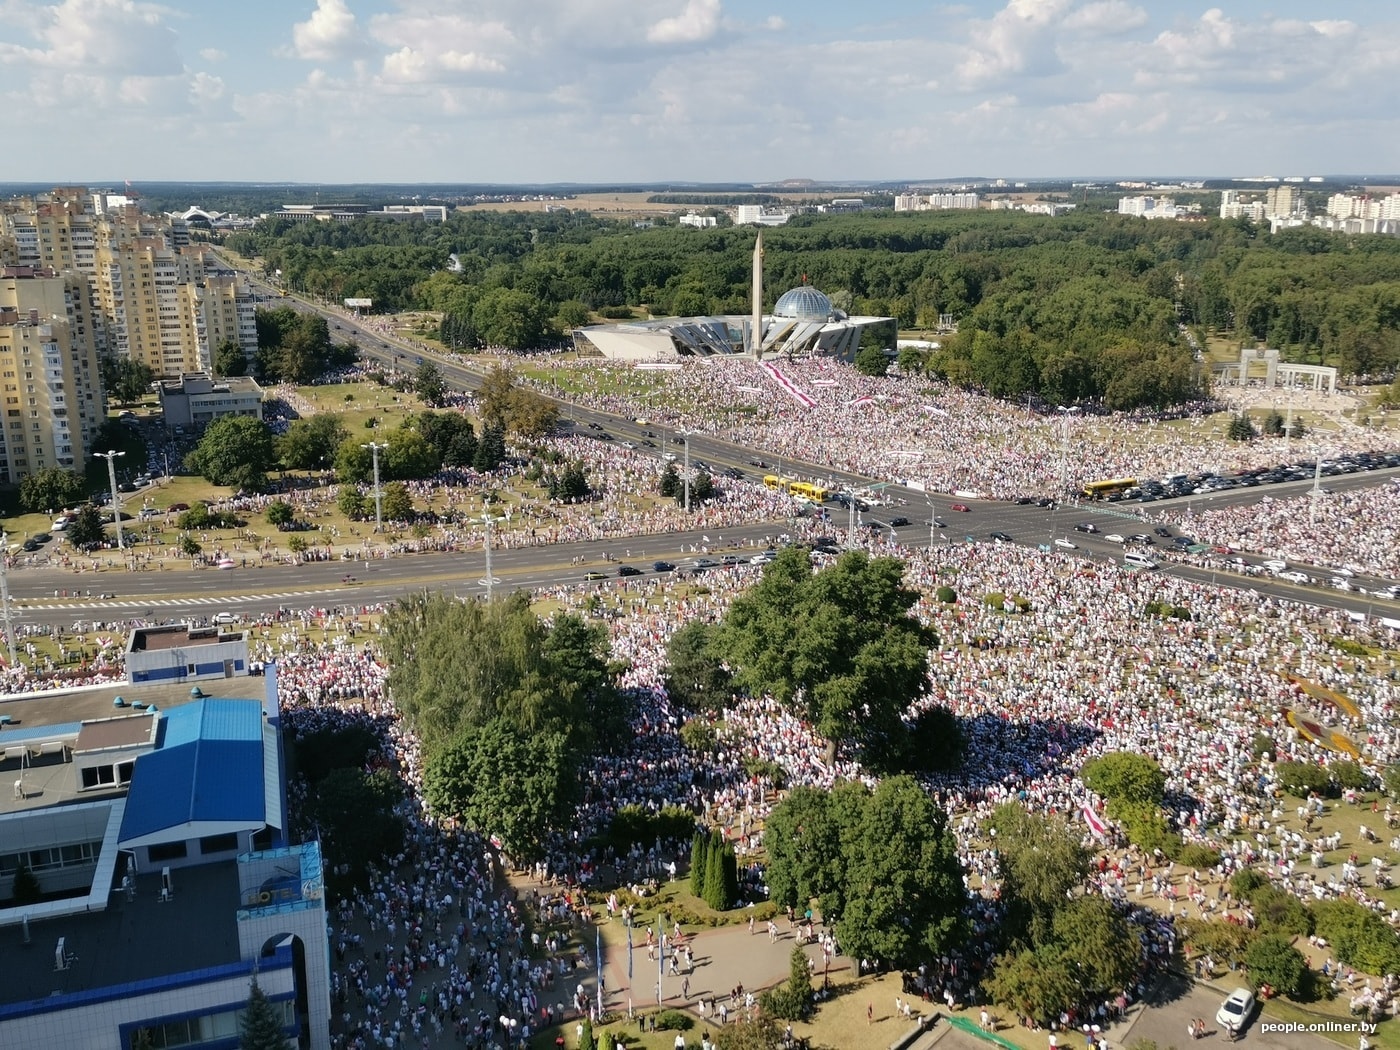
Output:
left=954, top=0, right=1072, bottom=88
left=0, top=0, right=182, bottom=75
left=1062, top=0, right=1147, bottom=34
left=647, top=0, right=722, bottom=45
left=291, top=0, right=361, bottom=61
left=199, top=47, right=225, bottom=62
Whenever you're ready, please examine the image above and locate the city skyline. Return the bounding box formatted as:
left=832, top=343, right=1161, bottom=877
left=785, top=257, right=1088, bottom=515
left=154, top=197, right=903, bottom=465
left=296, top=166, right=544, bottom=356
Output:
left=0, top=0, right=1397, bottom=184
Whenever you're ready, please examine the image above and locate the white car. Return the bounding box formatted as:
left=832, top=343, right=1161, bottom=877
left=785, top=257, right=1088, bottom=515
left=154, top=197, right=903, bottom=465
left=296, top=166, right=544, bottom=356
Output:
left=1054, top=538, right=1078, bottom=550
left=1263, top=559, right=1288, bottom=574
left=1215, top=987, right=1255, bottom=1033
left=1279, top=570, right=1311, bottom=585
left=1105, top=533, right=1126, bottom=544
left=212, top=611, right=241, bottom=625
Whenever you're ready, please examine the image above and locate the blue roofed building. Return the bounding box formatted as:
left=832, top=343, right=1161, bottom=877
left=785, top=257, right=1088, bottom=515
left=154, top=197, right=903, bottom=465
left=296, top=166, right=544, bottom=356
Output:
left=0, top=671, right=329, bottom=1050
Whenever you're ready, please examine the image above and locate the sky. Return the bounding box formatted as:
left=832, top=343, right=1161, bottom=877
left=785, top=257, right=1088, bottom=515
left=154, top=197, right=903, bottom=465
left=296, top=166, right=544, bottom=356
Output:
left=1, top=0, right=1398, bottom=185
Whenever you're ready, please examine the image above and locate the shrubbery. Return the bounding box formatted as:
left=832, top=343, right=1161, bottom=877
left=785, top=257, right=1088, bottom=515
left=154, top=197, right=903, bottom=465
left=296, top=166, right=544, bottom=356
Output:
left=1275, top=761, right=1332, bottom=798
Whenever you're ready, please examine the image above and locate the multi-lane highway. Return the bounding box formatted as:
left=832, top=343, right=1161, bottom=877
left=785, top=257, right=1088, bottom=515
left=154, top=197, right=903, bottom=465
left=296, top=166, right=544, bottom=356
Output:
left=71, top=258, right=1381, bottom=632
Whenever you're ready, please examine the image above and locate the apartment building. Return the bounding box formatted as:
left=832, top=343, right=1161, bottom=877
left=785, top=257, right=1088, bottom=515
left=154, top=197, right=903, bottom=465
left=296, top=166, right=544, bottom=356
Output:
left=0, top=267, right=104, bottom=484
left=2, top=190, right=255, bottom=380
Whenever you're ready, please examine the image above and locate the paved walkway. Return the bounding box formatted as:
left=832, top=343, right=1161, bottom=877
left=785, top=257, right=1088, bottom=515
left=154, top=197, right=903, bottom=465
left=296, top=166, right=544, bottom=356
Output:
left=596, top=912, right=848, bottom=1019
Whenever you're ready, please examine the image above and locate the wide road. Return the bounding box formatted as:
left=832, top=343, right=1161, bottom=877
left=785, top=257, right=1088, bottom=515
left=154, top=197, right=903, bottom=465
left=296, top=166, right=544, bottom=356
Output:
left=137, top=259, right=1394, bottom=627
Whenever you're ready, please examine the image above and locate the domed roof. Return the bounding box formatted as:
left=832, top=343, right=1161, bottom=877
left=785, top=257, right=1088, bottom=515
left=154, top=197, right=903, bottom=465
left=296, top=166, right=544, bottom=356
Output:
left=773, top=286, right=836, bottom=322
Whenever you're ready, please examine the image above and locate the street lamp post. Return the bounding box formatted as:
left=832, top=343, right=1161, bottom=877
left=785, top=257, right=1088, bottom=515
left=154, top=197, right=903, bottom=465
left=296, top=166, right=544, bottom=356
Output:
left=0, top=532, right=18, bottom=667
left=1050, top=406, right=1079, bottom=546
left=479, top=509, right=509, bottom=601
left=96, top=450, right=126, bottom=551
left=361, top=441, right=388, bottom=531
left=679, top=431, right=693, bottom=512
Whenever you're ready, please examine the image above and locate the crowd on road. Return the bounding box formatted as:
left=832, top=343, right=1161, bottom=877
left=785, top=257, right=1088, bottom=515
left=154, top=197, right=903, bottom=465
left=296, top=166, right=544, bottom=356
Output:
left=519, top=356, right=1393, bottom=500
left=1164, top=481, right=1400, bottom=579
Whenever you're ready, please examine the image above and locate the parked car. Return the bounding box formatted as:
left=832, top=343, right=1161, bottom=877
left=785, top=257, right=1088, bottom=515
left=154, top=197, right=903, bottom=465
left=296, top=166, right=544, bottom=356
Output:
left=889, top=516, right=910, bottom=527
left=693, top=557, right=719, bottom=569
left=1215, top=988, right=1255, bottom=1033
left=212, top=611, right=241, bottom=625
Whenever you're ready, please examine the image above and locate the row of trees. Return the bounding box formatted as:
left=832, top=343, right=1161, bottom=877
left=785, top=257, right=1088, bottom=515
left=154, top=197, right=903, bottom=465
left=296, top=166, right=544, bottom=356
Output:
left=689, top=829, right=740, bottom=911
left=184, top=408, right=509, bottom=494
left=230, top=209, right=1400, bottom=401
left=385, top=591, right=630, bottom=859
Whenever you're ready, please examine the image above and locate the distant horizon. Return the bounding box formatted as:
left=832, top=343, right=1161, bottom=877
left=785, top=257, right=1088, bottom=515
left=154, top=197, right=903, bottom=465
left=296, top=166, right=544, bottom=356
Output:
left=5, top=174, right=1400, bottom=193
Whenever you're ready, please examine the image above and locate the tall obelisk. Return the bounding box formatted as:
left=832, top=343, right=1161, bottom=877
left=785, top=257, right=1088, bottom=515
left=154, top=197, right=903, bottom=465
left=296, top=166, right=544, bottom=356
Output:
left=751, top=231, right=764, bottom=359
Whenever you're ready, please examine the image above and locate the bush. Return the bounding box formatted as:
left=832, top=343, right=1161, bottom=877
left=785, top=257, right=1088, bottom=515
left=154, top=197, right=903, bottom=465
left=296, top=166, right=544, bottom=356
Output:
left=983, top=592, right=1006, bottom=608
left=1082, top=753, right=1166, bottom=806
left=1251, top=885, right=1313, bottom=938
left=1386, top=764, right=1400, bottom=802
left=1244, top=935, right=1308, bottom=998
left=1311, top=899, right=1400, bottom=976
left=1230, top=868, right=1268, bottom=900
left=1252, top=733, right=1275, bottom=760
left=600, top=805, right=697, bottom=853
left=935, top=585, right=957, bottom=603
left=1110, top=800, right=1179, bottom=856
left=678, top=720, right=717, bottom=754
left=652, top=1010, right=693, bottom=1031
left=1330, top=760, right=1370, bottom=791
left=1174, top=844, right=1221, bottom=870
left=1276, top=761, right=1332, bottom=798
left=1180, top=917, right=1256, bottom=968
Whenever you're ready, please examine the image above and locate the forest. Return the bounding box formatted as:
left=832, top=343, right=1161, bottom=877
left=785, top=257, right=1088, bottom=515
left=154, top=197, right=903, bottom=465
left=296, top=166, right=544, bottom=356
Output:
left=225, top=208, right=1400, bottom=410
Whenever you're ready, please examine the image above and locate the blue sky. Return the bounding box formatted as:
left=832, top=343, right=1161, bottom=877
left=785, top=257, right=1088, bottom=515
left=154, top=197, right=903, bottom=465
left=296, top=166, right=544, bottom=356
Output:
left=1, top=0, right=1397, bottom=184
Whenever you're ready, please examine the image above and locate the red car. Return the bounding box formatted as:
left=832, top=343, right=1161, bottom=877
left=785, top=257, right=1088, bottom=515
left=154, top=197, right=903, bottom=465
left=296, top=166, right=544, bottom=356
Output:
left=950, top=503, right=971, bottom=512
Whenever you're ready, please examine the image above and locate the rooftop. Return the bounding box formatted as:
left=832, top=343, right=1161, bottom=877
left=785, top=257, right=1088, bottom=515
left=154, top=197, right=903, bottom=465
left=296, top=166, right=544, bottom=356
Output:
left=74, top=713, right=158, bottom=753
left=128, top=625, right=243, bottom=653
left=0, top=861, right=242, bottom=1012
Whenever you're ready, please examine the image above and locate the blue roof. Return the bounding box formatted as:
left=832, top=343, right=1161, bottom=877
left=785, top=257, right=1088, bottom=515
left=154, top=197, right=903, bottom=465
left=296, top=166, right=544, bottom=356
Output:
left=119, top=699, right=267, bottom=844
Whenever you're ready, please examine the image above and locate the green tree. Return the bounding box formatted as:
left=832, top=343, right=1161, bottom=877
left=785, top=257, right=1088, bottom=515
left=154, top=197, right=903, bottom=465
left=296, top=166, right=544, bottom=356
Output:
left=761, top=945, right=813, bottom=1021
left=179, top=535, right=202, bottom=558
left=416, top=411, right=476, bottom=467
left=1081, top=753, right=1167, bottom=807
left=712, top=547, right=937, bottom=763
left=473, top=286, right=552, bottom=350
left=278, top=415, right=348, bottom=471
left=423, top=718, right=578, bottom=862
left=664, top=621, right=731, bottom=713
left=1244, top=935, right=1309, bottom=998
left=835, top=776, right=966, bottom=964
left=555, top=299, right=592, bottom=329
left=680, top=470, right=716, bottom=506
left=238, top=978, right=290, bottom=1050
left=987, top=803, right=1089, bottom=946
left=986, top=946, right=1082, bottom=1029
left=690, top=829, right=709, bottom=896
left=186, top=416, right=276, bottom=491
left=380, top=481, right=413, bottom=521
left=337, top=485, right=367, bottom=520
left=1050, top=895, right=1141, bottom=997
left=415, top=361, right=447, bottom=407
left=214, top=338, right=248, bottom=377
left=64, top=504, right=108, bottom=549
left=101, top=357, right=155, bottom=405
left=577, top=1019, right=596, bottom=1050
left=547, top=460, right=591, bottom=501
left=703, top=834, right=738, bottom=911
left=715, top=1017, right=785, bottom=1050
left=303, top=767, right=405, bottom=887
left=278, top=314, right=333, bottom=385
left=19, top=466, right=88, bottom=514
left=853, top=344, right=889, bottom=376
left=266, top=501, right=294, bottom=527
left=9, top=863, right=41, bottom=905
left=472, top=424, right=506, bottom=472
left=1227, top=414, right=1258, bottom=441
left=659, top=462, right=681, bottom=498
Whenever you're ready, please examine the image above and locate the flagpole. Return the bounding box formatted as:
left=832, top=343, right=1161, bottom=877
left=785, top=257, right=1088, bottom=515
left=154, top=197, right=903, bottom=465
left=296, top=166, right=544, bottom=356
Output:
left=596, top=924, right=603, bottom=1016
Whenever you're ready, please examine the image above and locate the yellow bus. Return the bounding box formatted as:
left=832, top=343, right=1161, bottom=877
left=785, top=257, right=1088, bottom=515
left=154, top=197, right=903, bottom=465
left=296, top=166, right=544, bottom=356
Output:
left=1082, top=477, right=1138, bottom=499
left=788, top=481, right=828, bottom=503
left=763, top=475, right=785, bottom=491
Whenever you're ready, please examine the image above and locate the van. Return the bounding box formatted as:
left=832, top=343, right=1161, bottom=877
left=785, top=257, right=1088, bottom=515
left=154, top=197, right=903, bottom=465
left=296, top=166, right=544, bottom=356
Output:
left=1262, top=559, right=1288, bottom=574
left=1124, top=552, right=1158, bottom=569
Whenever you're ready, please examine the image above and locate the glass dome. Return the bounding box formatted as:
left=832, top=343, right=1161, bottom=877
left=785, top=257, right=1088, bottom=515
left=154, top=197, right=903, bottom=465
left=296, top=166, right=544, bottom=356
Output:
left=772, top=286, right=836, bottom=322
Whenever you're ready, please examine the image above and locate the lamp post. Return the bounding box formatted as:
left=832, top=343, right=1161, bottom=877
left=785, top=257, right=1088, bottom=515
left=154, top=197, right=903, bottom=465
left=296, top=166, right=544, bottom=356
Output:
left=361, top=441, right=388, bottom=531
left=678, top=430, right=694, bottom=512
left=0, top=532, right=18, bottom=667
left=1050, top=406, right=1079, bottom=546
left=95, top=450, right=126, bottom=551
left=479, top=509, right=509, bottom=601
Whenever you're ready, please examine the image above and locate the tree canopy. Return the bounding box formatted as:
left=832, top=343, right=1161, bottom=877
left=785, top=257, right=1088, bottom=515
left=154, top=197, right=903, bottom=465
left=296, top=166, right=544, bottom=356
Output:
left=708, top=547, right=939, bottom=765
left=19, top=466, right=87, bottom=514
left=763, top=777, right=965, bottom=967
left=382, top=591, right=629, bottom=855
left=185, top=416, right=276, bottom=492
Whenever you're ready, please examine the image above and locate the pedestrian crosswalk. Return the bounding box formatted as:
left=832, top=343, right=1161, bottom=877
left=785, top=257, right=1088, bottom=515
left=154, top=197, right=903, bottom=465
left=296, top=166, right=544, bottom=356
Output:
left=17, top=589, right=339, bottom=611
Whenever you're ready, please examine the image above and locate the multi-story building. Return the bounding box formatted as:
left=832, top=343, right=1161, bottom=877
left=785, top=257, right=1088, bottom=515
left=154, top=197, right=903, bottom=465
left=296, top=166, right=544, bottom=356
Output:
left=928, top=192, right=980, bottom=210
left=1265, top=185, right=1300, bottom=219
left=157, top=373, right=264, bottom=429
left=0, top=669, right=330, bottom=1050
left=0, top=267, right=104, bottom=483
left=2, top=190, right=247, bottom=379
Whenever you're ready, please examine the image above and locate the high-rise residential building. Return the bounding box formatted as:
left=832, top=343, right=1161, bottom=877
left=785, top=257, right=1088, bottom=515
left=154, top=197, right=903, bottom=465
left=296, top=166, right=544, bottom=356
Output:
left=0, top=266, right=104, bottom=483
left=1265, top=185, right=1299, bottom=218
left=2, top=189, right=249, bottom=379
